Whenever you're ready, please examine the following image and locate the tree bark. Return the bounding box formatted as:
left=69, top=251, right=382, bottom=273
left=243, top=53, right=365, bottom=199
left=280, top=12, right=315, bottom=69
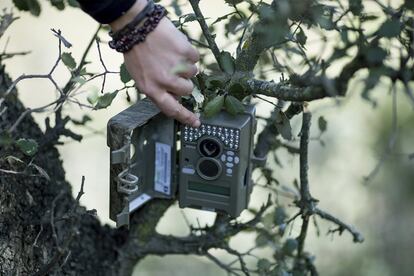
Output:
left=0, top=64, right=165, bottom=276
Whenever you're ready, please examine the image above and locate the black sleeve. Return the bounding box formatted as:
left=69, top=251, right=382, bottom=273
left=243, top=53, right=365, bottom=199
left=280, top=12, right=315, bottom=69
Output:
left=77, top=0, right=136, bottom=24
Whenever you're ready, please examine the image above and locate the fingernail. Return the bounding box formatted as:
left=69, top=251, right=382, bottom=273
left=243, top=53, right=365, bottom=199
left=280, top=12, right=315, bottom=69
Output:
left=193, top=119, right=201, bottom=128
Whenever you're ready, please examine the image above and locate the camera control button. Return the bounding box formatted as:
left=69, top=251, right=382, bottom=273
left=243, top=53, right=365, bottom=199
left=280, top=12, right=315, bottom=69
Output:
left=227, top=151, right=235, bottom=156
left=221, top=154, right=226, bottom=162
left=226, top=168, right=233, bottom=175
left=226, top=162, right=234, bottom=168
left=227, top=156, right=233, bottom=162
left=234, top=157, right=240, bottom=164
left=182, top=167, right=195, bottom=175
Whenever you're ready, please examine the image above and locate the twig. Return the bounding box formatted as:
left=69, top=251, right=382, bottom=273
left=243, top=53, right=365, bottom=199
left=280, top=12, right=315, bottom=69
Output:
left=364, top=84, right=398, bottom=182
left=314, top=208, right=364, bottom=243
left=206, top=251, right=241, bottom=276
left=296, top=110, right=313, bottom=258
left=188, top=0, right=222, bottom=66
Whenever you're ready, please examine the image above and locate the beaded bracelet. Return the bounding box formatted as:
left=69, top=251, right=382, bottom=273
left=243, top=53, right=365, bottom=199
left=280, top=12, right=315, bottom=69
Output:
left=109, top=0, right=155, bottom=41
left=109, top=3, right=167, bottom=53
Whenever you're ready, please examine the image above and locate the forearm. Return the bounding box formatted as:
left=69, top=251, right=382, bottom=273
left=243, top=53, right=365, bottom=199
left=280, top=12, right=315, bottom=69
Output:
left=77, top=0, right=142, bottom=25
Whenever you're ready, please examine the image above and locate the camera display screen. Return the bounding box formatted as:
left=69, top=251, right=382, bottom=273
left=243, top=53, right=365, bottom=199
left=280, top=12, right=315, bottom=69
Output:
left=188, top=181, right=230, bottom=196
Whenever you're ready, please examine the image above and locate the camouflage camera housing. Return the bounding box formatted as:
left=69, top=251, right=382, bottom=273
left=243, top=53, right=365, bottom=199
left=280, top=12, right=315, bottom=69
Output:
left=178, top=105, right=257, bottom=217
left=108, top=98, right=261, bottom=228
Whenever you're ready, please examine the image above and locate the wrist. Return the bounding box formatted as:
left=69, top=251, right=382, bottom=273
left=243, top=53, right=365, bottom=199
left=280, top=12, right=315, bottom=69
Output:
left=109, top=0, right=148, bottom=32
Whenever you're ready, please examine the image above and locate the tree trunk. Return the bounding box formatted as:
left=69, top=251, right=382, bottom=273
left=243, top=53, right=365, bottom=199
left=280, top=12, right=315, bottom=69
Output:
left=0, top=64, right=156, bottom=276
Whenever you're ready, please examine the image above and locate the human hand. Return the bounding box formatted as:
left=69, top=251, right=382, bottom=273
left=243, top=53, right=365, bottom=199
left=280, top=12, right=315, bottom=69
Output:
left=110, top=0, right=201, bottom=127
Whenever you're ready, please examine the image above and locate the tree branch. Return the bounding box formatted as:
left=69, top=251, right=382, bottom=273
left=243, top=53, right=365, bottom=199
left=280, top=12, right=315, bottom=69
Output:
left=188, top=0, right=222, bottom=66
left=314, top=208, right=364, bottom=243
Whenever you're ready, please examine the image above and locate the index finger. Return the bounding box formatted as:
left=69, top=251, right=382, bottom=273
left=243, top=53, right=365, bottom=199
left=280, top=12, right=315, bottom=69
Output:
left=151, top=91, right=200, bottom=128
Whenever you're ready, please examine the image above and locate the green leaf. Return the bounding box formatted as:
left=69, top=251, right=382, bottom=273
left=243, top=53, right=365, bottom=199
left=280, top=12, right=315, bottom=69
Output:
left=318, top=116, right=327, bottom=133
left=269, top=267, right=290, bottom=276
left=225, top=95, right=245, bottom=115
left=406, top=0, right=414, bottom=10
left=366, top=47, right=387, bottom=64
left=204, top=95, right=224, bottom=117
left=71, top=76, right=86, bottom=85
left=255, top=233, right=268, bottom=247
left=0, top=132, right=13, bottom=147
left=378, top=19, right=401, bottom=38
left=61, top=52, right=76, bottom=70
left=274, top=207, right=287, bottom=226
left=349, top=0, right=363, bottom=15
left=205, top=75, right=226, bottom=89
left=228, top=83, right=245, bottom=95
left=50, top=0, right=65, bottom=10
left=67, top=0, right=80, bottom=7
left=275, top=111, right=292, bottom=140
left=219, top=51, right=235, bottom=75
left=27, top=0, right=41, bottom=16
left=87, top=90, right=99, bottom=105
left=282, top=238, right=298, bottom=256
left=16, top=138, right=38, bottom=156
left=12, top=0, right=30, bottom=11
left=94, top=91, right=118, bottom=109
left=183, top=13, right=197, bottom=23
left=257, top=258, right=272, bottom=271
left=225, top=15, right=243, bottom=35
left=296, top=28, right=307, bottom=46
left=120, top=63, right=132, bottom=83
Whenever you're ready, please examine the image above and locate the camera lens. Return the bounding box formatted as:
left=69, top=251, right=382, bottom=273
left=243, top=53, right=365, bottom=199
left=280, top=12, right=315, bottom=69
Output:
left=199, top=138, right=221, bottom=158
left=197, top=158, right=222, bottom=180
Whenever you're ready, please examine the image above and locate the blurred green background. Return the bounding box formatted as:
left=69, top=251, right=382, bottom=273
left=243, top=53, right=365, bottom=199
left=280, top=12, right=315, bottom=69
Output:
left=1, top=0, right=413, bottom=275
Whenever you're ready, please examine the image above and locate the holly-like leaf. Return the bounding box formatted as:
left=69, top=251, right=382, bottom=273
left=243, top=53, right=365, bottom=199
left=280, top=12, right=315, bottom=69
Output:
left=282, top=238, right=298, bottom=256
left=257, top=259, right=272, bottom=271
left=270, top=267, right=290, bottom=276
left=61, top=52, right=76, bottom=70
left=183, top=13, right=197, bottom=23
left=0, top=132, right=13, bottom=147
left=219, top=51, right=235, bottom=75
left=274, top=207, right=287, bottom=226
left=255, top=233, right=269, bottom=247
left=205, top=75, right=226, bottom=89
left=67, top=0, right=80, bottom=7
left=16, top=138, right=38, bottom=156
left=225, top=95, right=244, bottom=115
left=204, top=95, right=224, bottom=117
left=71, top=76, right=86, bottom=85
left=366, top=47, right=387, bottom=64
left=349, top=0, right=363, bottom=15
left=275, top=111, right=292, bottom=140
left=50, top=0, right=65, bottom=10
left=378, top=19, right=401, bottom=38
left=27, top=0, right=41, bottom=16
left=120, top=63, right=132, bottom=83
left=12, top=0, right=30, bottom=11
left=318, top=116, right=327, bottom=133
left=228, top=83, right=245, bottom=95
left=296, top=27, right=307, bottom=46
left=94, top=91, right=118, bottom=109
left=87, top=90, right=99, bottom=105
